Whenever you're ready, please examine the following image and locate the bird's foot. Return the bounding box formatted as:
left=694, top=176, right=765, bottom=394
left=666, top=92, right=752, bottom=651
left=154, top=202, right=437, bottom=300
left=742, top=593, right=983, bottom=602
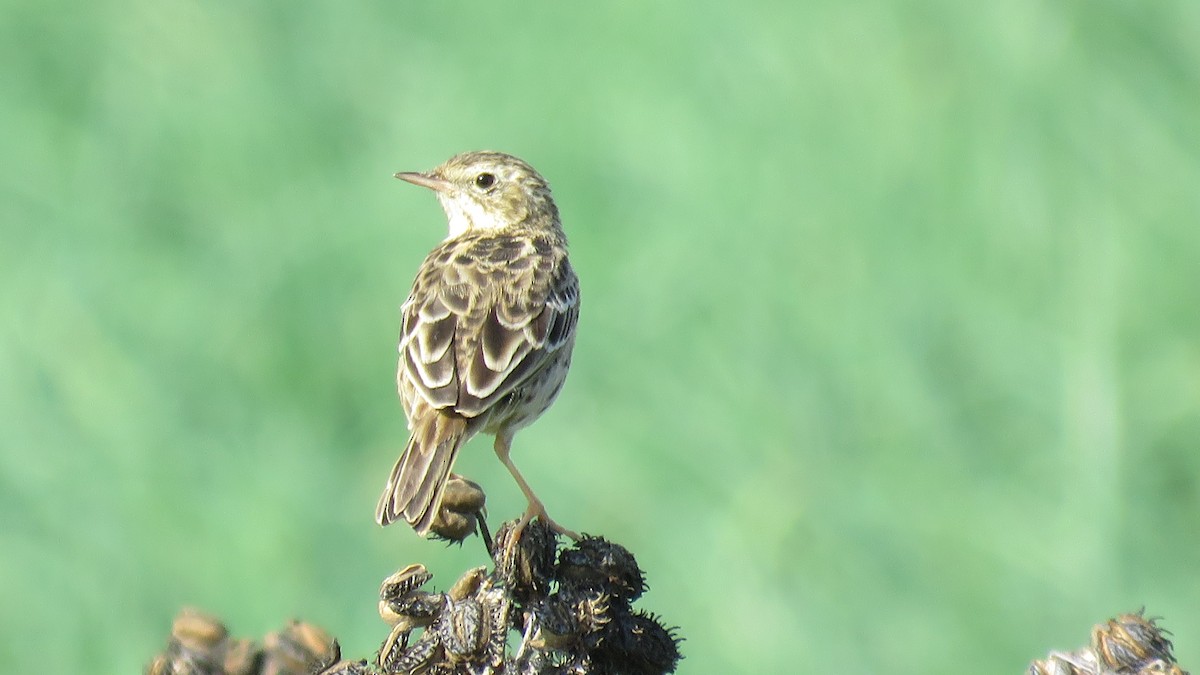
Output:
left=512, top=499, right=580, bottom=543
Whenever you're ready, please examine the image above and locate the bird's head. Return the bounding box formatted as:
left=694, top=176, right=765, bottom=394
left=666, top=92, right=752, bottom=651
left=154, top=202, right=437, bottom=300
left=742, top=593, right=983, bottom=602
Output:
left=395, top=151, right=560, bottom=239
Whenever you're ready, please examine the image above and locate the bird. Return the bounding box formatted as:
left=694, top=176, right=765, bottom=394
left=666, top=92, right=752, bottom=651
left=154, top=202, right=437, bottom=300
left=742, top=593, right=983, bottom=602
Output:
left=376, top=151, right=581, bottom=542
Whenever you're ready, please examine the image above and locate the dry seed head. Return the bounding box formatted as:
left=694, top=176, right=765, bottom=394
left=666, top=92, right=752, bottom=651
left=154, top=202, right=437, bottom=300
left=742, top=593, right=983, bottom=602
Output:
left=441, top=599, right=486, bottom=658
left=170, top=607, right=228, bottom=654
left=447, top=566, right=487, bottom=602
left=1092, top=612, right=1176, bottom=671
left=264, top=620, right=336, bottom=674
left=377, top=622, right=414, bottom=673
left=380, top=564, right=433, bottom=603
left=222, top=638, right=264, bottom=675
left=429, top=477, right=488, bottom=543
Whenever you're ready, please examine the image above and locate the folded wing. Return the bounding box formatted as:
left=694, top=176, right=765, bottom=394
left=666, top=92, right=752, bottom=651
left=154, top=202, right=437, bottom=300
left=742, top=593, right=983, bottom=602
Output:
left=398, top=233, right=579, bottom=420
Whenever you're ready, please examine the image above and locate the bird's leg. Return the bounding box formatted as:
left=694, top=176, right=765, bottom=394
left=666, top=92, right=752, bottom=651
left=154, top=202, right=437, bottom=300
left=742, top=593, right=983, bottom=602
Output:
left=493, top=432, right=580, bottom=542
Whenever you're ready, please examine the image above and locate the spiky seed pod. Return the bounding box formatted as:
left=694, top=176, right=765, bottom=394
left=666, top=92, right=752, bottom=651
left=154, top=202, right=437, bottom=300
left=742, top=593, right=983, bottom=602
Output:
left=556, top=536, right=646, bottom=603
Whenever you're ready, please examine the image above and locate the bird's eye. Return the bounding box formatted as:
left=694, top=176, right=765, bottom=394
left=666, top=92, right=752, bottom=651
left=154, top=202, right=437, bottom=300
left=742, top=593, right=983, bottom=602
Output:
left=474, top=172, right=496, bottom=190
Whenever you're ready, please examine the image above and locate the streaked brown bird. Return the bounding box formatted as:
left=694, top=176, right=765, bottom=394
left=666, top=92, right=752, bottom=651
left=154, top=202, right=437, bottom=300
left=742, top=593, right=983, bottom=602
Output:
left=376, top=151, right=580, bottom=541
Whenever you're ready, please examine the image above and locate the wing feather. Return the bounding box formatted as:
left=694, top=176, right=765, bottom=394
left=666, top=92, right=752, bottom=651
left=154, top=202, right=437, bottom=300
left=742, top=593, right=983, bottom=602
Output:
left=397, top=232, right=579, bottom=420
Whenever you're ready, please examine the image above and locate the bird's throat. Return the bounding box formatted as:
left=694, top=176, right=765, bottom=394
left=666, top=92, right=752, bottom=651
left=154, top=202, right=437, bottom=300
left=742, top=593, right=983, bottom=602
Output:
left=439, top=195, right=511, bottom=239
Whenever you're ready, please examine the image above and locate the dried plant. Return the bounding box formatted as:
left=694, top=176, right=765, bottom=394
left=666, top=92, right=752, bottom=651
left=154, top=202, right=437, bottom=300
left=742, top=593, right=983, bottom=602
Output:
left=147, top=519, right=682, bottom=675
left=1029, top=611, right=1189, bottom=675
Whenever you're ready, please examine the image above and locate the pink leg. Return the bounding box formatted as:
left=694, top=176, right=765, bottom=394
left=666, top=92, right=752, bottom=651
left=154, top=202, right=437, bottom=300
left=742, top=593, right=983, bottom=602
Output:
left=494, top=431, right=580, bottom=541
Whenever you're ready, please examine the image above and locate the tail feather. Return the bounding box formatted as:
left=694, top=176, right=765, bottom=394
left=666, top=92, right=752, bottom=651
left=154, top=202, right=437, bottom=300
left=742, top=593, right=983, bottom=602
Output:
left=376, top=414, right=469, bottom=534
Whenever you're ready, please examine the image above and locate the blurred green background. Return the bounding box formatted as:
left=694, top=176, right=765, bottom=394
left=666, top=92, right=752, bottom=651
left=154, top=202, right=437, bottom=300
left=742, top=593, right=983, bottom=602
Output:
left=2, top=0, right=1199, bottom=672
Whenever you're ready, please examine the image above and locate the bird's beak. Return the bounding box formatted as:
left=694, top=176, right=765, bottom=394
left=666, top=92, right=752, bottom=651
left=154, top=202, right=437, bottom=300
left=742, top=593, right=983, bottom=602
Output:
left=394, top=171, right=454, bottom=193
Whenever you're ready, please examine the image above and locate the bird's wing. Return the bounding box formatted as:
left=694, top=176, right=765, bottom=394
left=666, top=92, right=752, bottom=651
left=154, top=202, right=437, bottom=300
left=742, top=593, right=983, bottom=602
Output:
left=399, top=232, right=579, bottom=419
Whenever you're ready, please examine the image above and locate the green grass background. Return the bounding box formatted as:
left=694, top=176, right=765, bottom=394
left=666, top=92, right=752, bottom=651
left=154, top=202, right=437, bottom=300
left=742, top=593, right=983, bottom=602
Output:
left=2, top=0, right=1199, bottom=672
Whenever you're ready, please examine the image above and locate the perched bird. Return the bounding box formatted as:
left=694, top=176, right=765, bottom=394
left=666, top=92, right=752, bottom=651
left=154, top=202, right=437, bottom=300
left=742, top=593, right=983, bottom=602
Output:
left=376, top=151, right=580, bottom=541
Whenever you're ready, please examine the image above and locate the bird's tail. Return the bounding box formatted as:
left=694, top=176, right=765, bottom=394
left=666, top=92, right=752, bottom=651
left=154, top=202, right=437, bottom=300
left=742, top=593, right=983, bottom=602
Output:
left=375, top=414, right=470, bottom=535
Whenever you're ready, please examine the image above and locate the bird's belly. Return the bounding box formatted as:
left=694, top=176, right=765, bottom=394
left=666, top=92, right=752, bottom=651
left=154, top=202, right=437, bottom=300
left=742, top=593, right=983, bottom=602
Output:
left=481, top=353, right=572, bottom=435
